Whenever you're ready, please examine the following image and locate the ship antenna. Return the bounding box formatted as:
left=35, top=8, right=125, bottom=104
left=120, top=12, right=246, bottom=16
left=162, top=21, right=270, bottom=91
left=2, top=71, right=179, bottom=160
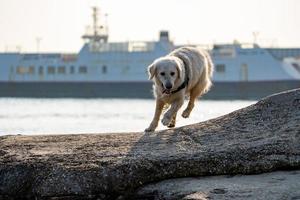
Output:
left=82, top=6, right=109, bottom=43
left=93, top=7, right=98, bottom=38
left=36, top=37, right=42, bottom=53
left=252, top=31, right=260, bottom=45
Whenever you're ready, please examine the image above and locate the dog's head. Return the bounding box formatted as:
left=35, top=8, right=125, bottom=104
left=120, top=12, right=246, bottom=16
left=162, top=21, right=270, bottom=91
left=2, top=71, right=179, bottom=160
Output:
left=148, top=56, right=184, bottom=95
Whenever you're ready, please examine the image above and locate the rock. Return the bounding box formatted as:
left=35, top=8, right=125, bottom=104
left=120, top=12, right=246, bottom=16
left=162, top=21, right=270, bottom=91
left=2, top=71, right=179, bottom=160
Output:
left=135, top=170, right=300, bottom=200
left=0, top=89, right=300, bottom=199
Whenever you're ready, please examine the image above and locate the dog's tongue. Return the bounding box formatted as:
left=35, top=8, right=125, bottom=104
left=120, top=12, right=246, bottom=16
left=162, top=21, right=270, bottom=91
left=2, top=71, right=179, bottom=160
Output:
left=163, top=89, right=171, bottom=94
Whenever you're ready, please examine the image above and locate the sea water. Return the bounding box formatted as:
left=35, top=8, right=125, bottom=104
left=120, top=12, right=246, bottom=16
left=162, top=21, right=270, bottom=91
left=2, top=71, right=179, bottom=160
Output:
left=0, top=98, right=255, bottom=136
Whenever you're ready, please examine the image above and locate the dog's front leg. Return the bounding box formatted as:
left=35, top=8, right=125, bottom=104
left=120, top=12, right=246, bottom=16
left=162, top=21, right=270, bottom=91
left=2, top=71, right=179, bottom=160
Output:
left=167, top=115, right=177, bottom=128
left=145, top=99, right=165, bottom=132
left=161, top=98, right=184, bottom=127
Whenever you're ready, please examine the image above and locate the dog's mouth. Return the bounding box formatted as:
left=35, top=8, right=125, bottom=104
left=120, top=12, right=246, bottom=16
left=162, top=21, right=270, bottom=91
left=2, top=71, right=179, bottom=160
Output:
left=162, top=88, right=172, bottom=95
left=161, top=83, right=173, bottom=95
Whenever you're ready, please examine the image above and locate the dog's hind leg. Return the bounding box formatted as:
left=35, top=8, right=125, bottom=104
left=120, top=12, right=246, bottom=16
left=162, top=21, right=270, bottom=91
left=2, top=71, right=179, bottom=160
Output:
left=145, top=99, right=165, bottom=132
left=182, top=94, right=197, bottom=118
left=182, top=81, right=207, bottom=118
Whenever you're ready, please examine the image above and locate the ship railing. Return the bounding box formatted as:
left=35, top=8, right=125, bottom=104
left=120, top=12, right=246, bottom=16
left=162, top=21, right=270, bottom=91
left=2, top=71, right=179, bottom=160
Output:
left=213, top=42, right=260, bottom=50
left=61, top=54, right=77, bottom=62
left=22, top=54, right=61, bottom=60
left=128, top=42, right=154, bottom=52
left=212, top=49, right=236, bottom=58
left=175, top=44, right=213, bottom=50
left=266, top=48, right=300, bottom=60
left=89, top=41, right=155, bottom=52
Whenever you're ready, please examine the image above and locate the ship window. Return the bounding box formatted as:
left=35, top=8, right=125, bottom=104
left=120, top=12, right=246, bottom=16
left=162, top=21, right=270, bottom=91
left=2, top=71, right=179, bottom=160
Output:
left=70, top=66, right=75, bottom=74
left=39, top=66, right=44, bottom=75
left=58, top=66, right=66, bottom=74
left=29, top=66, right=35, bottom=74
left=102, top=65, right=107, bottom=74
left=216, top=64, right=225, bottom=73
left=79, top=66, right=87, bottom=74
left=17, top=66, right=29, bottom=74
left=240, top=63, right=248, bottom=81
left=48, top=66, right=55, bottom=74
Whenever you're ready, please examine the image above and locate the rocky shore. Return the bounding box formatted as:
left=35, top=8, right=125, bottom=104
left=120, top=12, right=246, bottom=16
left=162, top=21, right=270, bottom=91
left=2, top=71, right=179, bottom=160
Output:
left=135, top=170, right=300, bottom=199
left=0, top=88, right=299, bottom=200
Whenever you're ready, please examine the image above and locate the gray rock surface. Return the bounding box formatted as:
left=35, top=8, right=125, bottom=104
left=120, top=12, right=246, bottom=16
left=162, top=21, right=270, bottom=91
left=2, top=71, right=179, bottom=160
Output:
left=135, top=170, right=300, bottom=200
left=0, top=88, right=300, bottom=199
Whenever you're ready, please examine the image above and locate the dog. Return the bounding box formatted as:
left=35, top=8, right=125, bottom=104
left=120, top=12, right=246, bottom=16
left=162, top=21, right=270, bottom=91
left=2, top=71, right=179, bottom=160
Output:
left=145, top=46, right=213, bottom=132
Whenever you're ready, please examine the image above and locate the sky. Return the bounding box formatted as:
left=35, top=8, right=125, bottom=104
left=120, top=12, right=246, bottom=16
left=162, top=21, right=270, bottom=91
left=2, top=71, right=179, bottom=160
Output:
left=0, top=0, right=299, bottom=53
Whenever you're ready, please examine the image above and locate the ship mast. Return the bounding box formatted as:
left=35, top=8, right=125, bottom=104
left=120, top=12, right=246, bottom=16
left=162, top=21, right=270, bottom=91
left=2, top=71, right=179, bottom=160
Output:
left=82, top=7, right=108, bottom=43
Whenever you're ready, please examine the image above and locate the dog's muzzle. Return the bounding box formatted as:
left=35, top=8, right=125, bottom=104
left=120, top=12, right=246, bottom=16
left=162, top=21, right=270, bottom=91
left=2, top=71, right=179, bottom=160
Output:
left=162, top=83, right=173, bottom=94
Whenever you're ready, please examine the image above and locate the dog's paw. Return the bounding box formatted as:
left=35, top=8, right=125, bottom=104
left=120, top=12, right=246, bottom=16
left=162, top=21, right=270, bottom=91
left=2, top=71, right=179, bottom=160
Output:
left=145, top=127, right=155, bottom=132
left=167, top=123, right=175, bottom=128
left=182, top=109, right=191, bottom=118
left=167, top=117, right=176, bottom=128
left=161, top=116, right=171, bottom=126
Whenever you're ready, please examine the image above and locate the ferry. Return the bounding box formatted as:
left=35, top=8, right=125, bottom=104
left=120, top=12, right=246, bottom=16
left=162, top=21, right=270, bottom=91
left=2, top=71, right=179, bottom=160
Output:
left=1, top=7, right=300, bottom=99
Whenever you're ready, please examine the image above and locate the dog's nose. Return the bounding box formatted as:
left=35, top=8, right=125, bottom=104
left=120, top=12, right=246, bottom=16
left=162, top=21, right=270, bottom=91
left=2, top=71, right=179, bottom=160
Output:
left=165, top=82, right=172, bottom=89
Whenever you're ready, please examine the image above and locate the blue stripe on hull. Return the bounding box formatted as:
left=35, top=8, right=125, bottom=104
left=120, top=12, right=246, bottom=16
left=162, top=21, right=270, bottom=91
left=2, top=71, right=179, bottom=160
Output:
left=0, top=81, right=299, bottom=99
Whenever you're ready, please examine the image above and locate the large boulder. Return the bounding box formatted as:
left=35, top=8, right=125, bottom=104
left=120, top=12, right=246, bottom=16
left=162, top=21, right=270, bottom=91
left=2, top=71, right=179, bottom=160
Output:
left=0, top=89, right=299, bottom=199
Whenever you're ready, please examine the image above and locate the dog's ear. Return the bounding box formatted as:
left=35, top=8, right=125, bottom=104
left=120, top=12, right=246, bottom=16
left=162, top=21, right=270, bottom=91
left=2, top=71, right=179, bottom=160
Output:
left=148, top=63, right=156, bottom=80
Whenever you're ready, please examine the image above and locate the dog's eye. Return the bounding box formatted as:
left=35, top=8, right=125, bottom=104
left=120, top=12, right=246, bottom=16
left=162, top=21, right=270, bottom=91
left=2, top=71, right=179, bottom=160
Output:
left=160, top=72, right=165, bottom=76
left=170, top=72, right=175, bottom=76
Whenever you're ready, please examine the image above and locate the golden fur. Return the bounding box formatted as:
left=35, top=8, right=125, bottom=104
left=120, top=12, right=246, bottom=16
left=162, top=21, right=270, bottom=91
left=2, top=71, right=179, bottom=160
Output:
left=145, top=46, right=213, bottom=132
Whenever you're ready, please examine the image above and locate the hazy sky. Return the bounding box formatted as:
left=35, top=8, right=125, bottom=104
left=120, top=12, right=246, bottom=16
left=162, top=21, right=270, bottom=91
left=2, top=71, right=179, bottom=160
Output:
left=0, top=0, right=299, bottom=52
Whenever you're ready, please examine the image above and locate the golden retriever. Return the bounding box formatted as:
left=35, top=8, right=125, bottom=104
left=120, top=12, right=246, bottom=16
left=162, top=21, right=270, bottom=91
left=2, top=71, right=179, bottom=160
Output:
left=145, top=46, right=213, bottom=132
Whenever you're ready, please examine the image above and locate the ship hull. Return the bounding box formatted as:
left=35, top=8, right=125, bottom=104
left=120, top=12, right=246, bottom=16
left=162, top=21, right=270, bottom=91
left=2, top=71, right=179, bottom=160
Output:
left=0, top=81, right=299, bottom=99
